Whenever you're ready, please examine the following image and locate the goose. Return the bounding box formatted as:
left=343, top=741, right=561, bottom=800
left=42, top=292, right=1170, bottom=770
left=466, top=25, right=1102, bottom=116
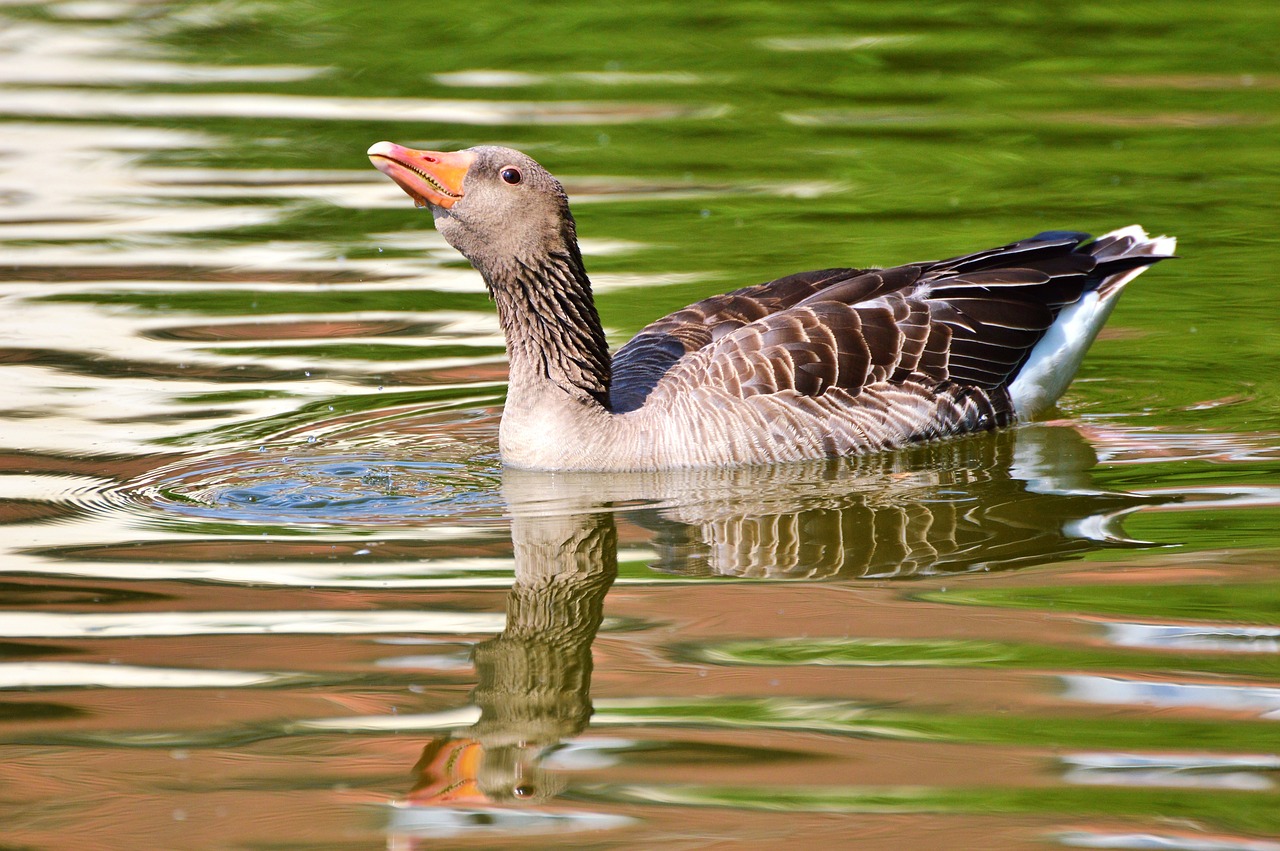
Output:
left=368, top=142, right=1175, bottom=472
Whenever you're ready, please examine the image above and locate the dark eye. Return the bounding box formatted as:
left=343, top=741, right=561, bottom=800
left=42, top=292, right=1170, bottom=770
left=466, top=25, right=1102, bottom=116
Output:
left=512, top=783, right=535, bottom=798
left=500, top=167, right=522, bottom=185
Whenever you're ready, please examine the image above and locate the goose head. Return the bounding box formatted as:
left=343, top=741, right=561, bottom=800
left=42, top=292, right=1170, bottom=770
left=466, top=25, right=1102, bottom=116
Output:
left=367, top=142, right=578, bottom=275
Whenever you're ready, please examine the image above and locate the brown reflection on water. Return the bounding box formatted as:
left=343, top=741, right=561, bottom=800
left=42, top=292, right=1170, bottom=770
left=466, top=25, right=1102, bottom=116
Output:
left=149, top=319, right=442, bottom=342
left=0, top=448, right=177, bottom=482
left=2, top=264, right=388, bottom=284
left=0, top=345, right=310, bottom=384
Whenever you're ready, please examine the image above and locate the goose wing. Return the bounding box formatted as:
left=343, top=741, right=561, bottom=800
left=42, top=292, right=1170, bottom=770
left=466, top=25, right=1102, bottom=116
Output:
left=610, top=266, right=884, bottom=412
left=629, top=232, right=1134, bottom=408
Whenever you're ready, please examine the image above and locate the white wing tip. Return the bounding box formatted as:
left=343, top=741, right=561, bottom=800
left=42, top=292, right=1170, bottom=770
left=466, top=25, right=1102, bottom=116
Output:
left=1099, top=224, right=1177, bottom=255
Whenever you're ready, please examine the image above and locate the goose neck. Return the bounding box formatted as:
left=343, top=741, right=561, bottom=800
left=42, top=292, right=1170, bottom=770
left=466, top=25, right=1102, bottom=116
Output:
left=484, top=248, right=612, bottom=409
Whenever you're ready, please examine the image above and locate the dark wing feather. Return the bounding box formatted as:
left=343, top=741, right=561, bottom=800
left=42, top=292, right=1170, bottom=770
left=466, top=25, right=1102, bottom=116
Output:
left=615, top=231, right=1167, bottom=411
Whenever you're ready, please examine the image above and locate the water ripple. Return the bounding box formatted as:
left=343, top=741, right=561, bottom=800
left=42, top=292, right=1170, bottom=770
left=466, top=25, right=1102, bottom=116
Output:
left=116, top=448, right=503, bottom=529
left=0, top=610, right=504, bottom=638
left=0, top=661, right=293, bottom=689
left=0, top=90, right=728, bottom=125
left=1056, top=831, right=1280, bottom=851
left=1104, top=622, right=1280, bottom=653
left=1060, top=675, right=1280, bottom=718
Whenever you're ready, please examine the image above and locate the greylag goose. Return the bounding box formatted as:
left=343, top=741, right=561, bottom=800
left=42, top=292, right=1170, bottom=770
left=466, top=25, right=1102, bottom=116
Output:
left=368, top=142, right=1175, bottom=471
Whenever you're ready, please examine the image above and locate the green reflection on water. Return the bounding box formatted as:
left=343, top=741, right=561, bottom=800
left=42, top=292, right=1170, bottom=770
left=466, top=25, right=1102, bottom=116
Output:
left=592, top=698, right=1280, bottom=752
left=571, top=782, right=1280, bottom=835
left=923, top=582, right=1280, bottom=625
left=684, top=636, right=1278, bottom=678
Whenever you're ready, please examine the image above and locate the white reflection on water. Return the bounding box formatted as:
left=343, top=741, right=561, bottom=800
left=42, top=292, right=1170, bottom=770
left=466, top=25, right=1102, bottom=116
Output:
left=0, top=564, right=520, bottom=589
left=1056, top=830, right=1280, bottom=851
left=433, top=69, right=705, bottom=87
left=0, top=661, right=290, bottom=689
left=0, top=610, right=504, bottom=638
left=299, top=707, right=482, bottom=732
left=758, top=35, right=915, bottom=51
left=376, top=653, right=475, bottom=672
left=0, top=89, right=727, bottom=125
left=1060, top=675, right=1280, bottom=718
left=1104, top=622, right=1280, bottom=653
left=387, top=804, right=634, bottom=840
left=0, top=21, right=322, bottom=86
left=1061, top=752, right=1280, bottom=791
left=0, top=122, right=258, bottom=241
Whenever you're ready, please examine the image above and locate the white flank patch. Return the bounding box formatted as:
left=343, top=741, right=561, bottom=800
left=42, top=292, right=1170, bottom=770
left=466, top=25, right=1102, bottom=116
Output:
left=1009, top=288, right=1116, bottom=417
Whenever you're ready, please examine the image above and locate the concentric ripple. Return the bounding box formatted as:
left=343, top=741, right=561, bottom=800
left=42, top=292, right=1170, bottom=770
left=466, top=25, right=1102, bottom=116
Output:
left=115, top=446, right=504, bottom=530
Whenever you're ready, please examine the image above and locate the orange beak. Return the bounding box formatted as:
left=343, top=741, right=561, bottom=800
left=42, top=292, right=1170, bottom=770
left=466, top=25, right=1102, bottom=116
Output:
left=367, top=142, right=474, bottom=209
left=407, top=737, right=489, bottom=805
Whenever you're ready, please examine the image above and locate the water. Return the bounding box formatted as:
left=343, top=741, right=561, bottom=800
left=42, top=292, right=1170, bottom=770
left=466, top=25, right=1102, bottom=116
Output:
left=2, top=1, right=1278, bottom=848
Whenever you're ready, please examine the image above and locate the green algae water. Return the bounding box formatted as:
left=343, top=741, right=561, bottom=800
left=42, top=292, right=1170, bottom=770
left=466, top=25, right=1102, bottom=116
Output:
left=1, top=1, right=1278, bottom=848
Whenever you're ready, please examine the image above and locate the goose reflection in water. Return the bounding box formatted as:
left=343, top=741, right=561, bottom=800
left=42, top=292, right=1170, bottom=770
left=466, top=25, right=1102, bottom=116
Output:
left=504, top=422, right=1159, bottom=581
left=389, top=424, right=1163, bottom=839
left=401, top=512, right=614, bottom=806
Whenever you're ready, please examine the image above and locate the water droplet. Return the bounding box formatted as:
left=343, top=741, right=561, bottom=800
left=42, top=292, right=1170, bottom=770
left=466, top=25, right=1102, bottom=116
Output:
left=700, top=209, right=711, bottom=217
left=304, top=371, right=311, bottom=377
left=307, top=435, right=317, bottom=444
left=328, top=405, right=334, bottom=411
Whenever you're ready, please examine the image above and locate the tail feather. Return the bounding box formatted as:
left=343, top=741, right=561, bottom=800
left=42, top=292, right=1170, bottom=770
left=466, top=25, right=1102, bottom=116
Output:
left=1085, top=224, right=1177, bottom=297
left=1007, top=225, right=1175, bottom=419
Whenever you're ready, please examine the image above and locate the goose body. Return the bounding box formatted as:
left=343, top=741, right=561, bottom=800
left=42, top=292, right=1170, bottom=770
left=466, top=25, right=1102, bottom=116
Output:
left=368, top=142, right=1174, bottom=471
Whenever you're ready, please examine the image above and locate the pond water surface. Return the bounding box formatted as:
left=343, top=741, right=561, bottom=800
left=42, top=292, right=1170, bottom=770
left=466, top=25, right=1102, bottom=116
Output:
left=2, top=2, right=1279, bottom=849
